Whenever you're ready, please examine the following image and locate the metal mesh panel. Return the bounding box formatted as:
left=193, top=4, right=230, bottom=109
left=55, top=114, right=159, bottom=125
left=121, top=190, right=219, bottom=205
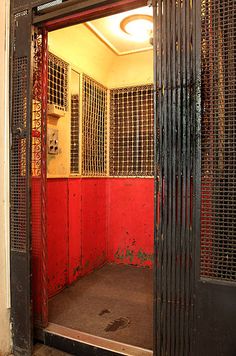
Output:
left=48, top=52, right=68, bottom=110
left=70, top=94, right=80, bottom=174
left=82, top=74, right=107, bottom=176
left=201, top=0, right=236, bottom=282
left=110, top=85, right=154, bottom=177
left=11, top=56, right=28, bottom=252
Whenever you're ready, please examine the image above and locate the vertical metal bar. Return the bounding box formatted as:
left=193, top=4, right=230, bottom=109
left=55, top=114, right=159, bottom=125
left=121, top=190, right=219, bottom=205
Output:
left=184, top=0, right=191, bottom=353
left=176, top=1, right=182, bottom=354
left=41, top=28, right=48, bottom=327
left=191, top=0, right=201, bottom=353
left=156, top=0, right=164, bottom=354
left=170, top=1, right=177, bottom=354
left=166, top=0, right=172, bottom=354
left=180, top=0, right=187, bottom=354
left=152, top=1, right=158, bottom=355
left=162, top=0, right=168, bottom=351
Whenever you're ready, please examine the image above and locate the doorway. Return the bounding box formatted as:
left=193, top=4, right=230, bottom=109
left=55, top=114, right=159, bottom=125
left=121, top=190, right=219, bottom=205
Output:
left=41, top=7, right=154, bottom=351
left=31, top=2, right=156, bottom=355
left=10, top=1, right=236, bottom=355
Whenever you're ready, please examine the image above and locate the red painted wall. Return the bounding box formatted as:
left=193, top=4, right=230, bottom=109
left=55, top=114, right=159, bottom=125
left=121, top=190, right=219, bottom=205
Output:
left=47, top=177, right=154, bottom=297
left=47, top=178, right=108, bottom=296
left=68, top=179, right=82, bottom=284
left=107, top=179, right=154, bottom=267
left=47, top=179, right=69, bottom=297
left=81, top=179, right=107, bottom=275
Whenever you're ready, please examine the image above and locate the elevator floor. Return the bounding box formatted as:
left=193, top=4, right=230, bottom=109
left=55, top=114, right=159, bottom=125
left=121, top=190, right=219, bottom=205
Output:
left=48, top=264, right=153, bottom=350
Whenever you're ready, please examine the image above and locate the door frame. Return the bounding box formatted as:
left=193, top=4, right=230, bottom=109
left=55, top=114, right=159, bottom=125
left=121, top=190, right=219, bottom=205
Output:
left=10, top=0, right=205, bottom=355
left=10, top=0, right=157, bottom=355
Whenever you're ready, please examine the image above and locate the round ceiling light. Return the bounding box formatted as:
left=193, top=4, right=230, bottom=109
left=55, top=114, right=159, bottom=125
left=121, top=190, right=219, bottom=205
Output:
left=120, top=14, right=153, bottom=42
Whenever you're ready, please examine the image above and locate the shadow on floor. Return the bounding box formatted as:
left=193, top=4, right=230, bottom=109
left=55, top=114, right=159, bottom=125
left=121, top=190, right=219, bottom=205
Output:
left=34, top=344, right=71, bottom=356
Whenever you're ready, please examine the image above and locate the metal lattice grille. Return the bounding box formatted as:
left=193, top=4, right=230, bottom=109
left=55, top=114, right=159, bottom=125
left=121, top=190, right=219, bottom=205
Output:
left=70, top=94, right=80, bottom=174
left=31, top=29, right=48, bottom=327
left=110, top=85, right=154, bottom=176
left=32, top=33, right=43, bottom=177
left=32, top=99, right=41, bottom=176
left=11, top=56, right=28, bottom=252
left=48, top=52, right=68, bottom=110
left=201, top=0, right=236, bottom=282
left=82, top=75, right=107, bottom=176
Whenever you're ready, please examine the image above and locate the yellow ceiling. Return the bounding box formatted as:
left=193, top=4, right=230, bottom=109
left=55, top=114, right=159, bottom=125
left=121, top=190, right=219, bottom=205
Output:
left=86, top=6, right=153, bottom=56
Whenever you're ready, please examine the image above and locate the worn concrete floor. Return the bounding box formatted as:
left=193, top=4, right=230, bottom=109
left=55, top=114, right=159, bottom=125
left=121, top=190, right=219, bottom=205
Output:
left=49, top=264, right=153, bottom=350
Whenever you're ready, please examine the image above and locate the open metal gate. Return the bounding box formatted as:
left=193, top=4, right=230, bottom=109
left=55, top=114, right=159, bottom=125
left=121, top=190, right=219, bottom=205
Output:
left=195, top=1, right=236, bottom=355
left=154, top=0, right=236, bottom=355
left=10, top=4, right=48, bottom=354
left=10, top=8, right=34, bottom=355
left=153, top=0, right=200, bottom=355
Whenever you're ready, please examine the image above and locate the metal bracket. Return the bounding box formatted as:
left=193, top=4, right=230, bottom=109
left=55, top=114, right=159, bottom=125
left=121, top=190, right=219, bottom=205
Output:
left=37, top=0, right=64, bottom=13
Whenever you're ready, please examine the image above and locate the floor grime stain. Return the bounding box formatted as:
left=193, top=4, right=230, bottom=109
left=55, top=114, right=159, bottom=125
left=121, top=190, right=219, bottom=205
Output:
left=104, top=317, right=130, bottom=332
left=99, top=309, right=111, bottom=316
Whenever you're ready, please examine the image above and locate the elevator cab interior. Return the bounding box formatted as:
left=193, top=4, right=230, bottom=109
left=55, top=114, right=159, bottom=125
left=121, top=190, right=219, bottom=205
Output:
left=33, top=5, right=154, bottom=353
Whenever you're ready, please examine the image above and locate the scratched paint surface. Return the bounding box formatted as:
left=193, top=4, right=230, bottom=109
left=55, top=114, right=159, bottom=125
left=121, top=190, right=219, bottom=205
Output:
left=46, top=177, right=154, bottom=298
left=47, top=179, right=69, bottom=297
left=107, top=178, right=154, bottom=267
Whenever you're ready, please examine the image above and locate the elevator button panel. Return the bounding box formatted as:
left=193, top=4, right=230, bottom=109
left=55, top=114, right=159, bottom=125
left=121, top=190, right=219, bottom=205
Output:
left=48, top=128, right=59, bottom=155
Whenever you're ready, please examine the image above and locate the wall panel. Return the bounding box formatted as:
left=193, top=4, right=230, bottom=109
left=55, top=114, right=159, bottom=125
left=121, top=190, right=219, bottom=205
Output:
left=47, top=177, right=154, bottom=296
left=107, top=178, right=154, bottom=267
left=47, top=179, right=69, bottom=297
left=68, top=179, right=82, bottom=283
left=81, top=179, right=107, bottom=274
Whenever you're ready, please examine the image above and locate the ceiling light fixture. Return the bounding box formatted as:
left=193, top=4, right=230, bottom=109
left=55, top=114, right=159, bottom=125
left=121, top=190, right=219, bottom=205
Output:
left=120, top=14, right=153, bottom=42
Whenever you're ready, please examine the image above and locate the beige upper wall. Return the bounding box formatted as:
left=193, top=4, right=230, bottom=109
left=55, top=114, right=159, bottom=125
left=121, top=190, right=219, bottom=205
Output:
left=107, top=50, right=153, bottom=88
left=48, top=23, right=153, bottom=88
left=0, top=0, right=12, bottom=355
left=48, top=24, right=153, bottom=177
left=49, top=24, right=115, bottom=86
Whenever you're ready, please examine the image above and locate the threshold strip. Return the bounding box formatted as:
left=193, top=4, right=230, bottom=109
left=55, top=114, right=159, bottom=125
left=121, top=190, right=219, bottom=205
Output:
left=45, top=322, right=153, bottom=356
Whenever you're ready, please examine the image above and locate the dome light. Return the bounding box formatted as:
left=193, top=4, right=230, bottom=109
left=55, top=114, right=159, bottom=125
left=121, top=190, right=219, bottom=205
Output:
left=120, top=14, right=153, bottom=42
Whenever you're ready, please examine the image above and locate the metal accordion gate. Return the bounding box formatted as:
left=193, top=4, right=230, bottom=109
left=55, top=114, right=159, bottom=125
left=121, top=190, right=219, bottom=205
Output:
left=196, top=0, right=236, bottom=355
left=153, top=0, right=201, bottom=355
left=153, top=0, right=236, bottom=355
left=10, top=8, right=48, bottom=354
